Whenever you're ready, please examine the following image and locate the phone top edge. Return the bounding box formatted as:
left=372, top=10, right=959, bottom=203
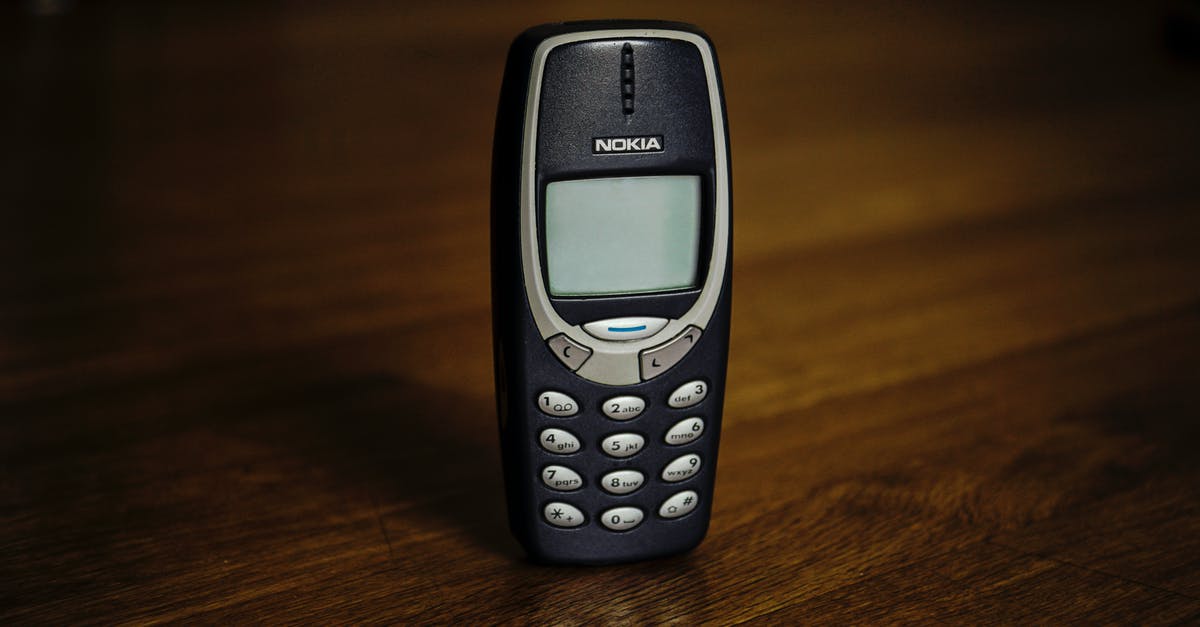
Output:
left=511, top=20, right=717, bottom=53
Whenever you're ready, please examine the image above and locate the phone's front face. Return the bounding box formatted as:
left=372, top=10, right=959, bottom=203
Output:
left=518, top=34, right=724, bottom=386
left=520, top=32, right=729, bottom=386
left=494, top=22, right=733, bottom=565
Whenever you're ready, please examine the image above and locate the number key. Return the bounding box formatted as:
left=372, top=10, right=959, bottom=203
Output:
left=539, top=428, right=581, bottom=454
left=538, top=390, right=579, bottom=417
left=600, top=506, right=644, bottom=531
left=664, top=417, right=705, bottom=445
left=662, top=453, right=702, bottom=482
left=601, top=433, right=644, bottom=458
left=600, top=469, right=645, bottom=495
left=541, top=465, right=583, bottom=491
left=668, top=380, right=708, bottom=409
left=602, top=395, right=645, bottom=421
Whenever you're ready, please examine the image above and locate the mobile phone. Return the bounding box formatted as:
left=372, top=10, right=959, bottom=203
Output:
left=491, top=20, right=731, bottom=565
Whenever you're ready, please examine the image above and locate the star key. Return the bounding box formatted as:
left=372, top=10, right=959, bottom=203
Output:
left=544, top=502, right=585, bottom=528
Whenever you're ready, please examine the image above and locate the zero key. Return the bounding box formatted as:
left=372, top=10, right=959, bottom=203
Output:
left=640, top=326, right=702, bottom=380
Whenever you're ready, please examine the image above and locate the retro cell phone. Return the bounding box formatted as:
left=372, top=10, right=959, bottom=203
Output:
left=491, top=20, right=731, bottom=565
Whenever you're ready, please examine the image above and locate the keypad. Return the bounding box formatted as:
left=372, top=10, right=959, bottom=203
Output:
left=534, top=377, right=709, bottom=531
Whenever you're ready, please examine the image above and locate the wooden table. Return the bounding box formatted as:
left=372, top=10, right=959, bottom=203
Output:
left=4, top=2, right=1199, bottom=622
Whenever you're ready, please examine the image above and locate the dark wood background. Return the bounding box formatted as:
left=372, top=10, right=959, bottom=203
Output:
left=4, top=1, right=1200, bottom=622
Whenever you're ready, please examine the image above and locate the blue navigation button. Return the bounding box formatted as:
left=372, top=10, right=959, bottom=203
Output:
left=582, top=317, right=669, bottom=341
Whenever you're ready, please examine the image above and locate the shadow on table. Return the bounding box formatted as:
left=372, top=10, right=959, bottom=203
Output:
left=222, top=351, right=521, bottom=561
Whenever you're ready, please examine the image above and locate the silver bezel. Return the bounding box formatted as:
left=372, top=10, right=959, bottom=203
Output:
left=520, top=29, right=730, bottom=385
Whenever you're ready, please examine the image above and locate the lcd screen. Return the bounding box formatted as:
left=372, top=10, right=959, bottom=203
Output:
left=545, top=175, right=701, bottom=297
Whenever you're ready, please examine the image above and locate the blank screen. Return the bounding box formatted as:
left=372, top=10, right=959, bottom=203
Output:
left=545, top=175, right=701, bottom=297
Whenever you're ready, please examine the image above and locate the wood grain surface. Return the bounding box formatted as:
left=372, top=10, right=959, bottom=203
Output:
left=4, top=1, right=1200, bottom=623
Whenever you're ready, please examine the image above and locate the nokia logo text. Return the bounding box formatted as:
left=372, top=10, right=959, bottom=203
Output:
left=592, top=135, right=664, bottom=154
